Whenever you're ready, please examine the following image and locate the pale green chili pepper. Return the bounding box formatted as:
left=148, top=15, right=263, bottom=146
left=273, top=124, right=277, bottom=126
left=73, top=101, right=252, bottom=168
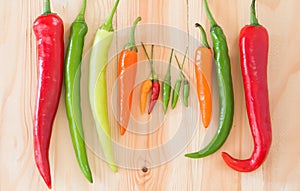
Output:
left=88, top=0, right=120, bottom=172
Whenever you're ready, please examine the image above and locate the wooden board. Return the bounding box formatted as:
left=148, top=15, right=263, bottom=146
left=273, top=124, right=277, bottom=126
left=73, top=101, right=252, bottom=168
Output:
left=1, top=0, right=300, bottom=190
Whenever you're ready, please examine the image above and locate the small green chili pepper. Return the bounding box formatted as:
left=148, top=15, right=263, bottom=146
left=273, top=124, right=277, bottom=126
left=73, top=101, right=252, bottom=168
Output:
left=171, top=78, right=182, bottom=109
left=171, top=49, right=188, bottom=109
left=162, top=48, right=174, bottom=113
left=89, top=0, right=120, bottom=172
left=64, top=0, right=92, bottom=182
left=183, top=77, right=190, bottom=107
left=185, top=0, right=234, bottom=158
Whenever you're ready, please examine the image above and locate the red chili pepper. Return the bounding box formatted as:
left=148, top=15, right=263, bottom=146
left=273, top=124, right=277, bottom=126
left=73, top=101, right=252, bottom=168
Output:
left=222, top=0, right=272, bottom=172
left=33, top=0, right=64, bottom=188
left=148, top=80, right=160, bottom=114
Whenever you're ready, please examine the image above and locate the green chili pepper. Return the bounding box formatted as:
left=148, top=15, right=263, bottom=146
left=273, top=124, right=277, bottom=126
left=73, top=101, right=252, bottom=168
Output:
left=171, top=78, right=182, bottom=109
left=185, top=0, right=234, bottom=158
left=64, top=0, right=92, bottom=182
left=162, top=49, right=174, bottom=113
left=88, top=0, right=120, bottom=172
left=183, top=77, right=190, bottom=107
left=171, top=49, right=187, bottom=109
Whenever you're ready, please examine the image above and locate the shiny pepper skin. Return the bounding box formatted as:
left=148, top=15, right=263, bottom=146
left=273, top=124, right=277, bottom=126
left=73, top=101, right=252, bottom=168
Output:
left=33, top=1, right=64, bottom=188
left=222, top=0, right=272, bottom=172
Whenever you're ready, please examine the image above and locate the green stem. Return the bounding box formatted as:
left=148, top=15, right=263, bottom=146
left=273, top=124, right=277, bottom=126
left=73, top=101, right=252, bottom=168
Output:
left=175, top=48, right=188, bottom=79
left=141, top=43, right=156, bottom=80
left=125, top=16, right=142, bottom=51
left=175, top=55, right=182, bottom=80
left=174, top=57, right=182, bottom=79
left=76, top=0, right=87, bottom=21
left=167, top=49, right=174, bottom=73
left=150, top=45, right=156, bottom=80
left=181, top=49, right=188, bottom=78
left=43, top=0, right=51, bottom=14
left=175, top=55, right=181, bottom=69
left=195, top=23, right=210, bottom=48
left=100, top=0, right=120, bottom=31
left=141, top=42, right=150, bottom=60
left=203, top=0, right=217, bottom=27
left=181, top=47, right=188, bottom=69
left=250, top=0, right=260, bottom=26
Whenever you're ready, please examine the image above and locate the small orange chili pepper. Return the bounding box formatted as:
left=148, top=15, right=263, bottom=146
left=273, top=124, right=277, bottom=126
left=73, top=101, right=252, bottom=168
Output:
left=194, top=23, right=213, bottom=128
left=140, top=79, right=152, bottom=114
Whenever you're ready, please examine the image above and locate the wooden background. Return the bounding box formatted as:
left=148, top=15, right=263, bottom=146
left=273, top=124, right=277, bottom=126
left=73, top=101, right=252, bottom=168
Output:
left=1, top=0, right=300, bottom=190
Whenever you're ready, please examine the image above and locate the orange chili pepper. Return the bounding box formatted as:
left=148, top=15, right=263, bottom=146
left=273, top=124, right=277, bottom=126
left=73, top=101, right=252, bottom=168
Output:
left=194, top=23, right=213, bottom=128
left=118, top=17, right=141, bottom=135
left=140, top=79, right=152, bottom=114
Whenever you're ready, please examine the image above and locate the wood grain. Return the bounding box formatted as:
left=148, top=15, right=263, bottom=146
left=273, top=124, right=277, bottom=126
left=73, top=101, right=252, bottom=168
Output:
left=1, top=0, right=300, bottom=190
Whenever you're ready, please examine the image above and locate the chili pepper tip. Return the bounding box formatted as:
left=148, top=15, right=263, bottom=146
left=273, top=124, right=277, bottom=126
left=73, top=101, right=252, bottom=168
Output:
left=109, top=164, right=118, bottom=173
left=120, top=126, right=126, bottom=136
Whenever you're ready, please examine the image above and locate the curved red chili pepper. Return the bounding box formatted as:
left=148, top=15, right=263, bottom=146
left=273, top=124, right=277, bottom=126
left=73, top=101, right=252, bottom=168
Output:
left=33, top=1, right=64, bottom=188
left=222, top=0, right=272, bottom=172
left=148, top=80, right=160, bottom=114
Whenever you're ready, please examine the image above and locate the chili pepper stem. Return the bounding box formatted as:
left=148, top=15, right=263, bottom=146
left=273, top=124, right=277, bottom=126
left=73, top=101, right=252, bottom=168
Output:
left=251, top=0, right=260, bottom=26
left=80, top=0, right=87, bottom=16
left=150, top=45, right=156, bottom=80
left=195, top=23, right=210, bottom=48
left=141, top=42, right=157, bottom=80
left=167, top=49, right=174, bottom=73
left=203, top=0, right=217, bottom=27
left=43, top=0, right=51, bottom=14
left=175, top=47, right=188, bottom=77
left=75, top=0, right=87, bottom=21
left=100, top=0, right=120, bottom=31
left=125, top=17, right=142, bottom=51
left=175, top=56, right=183, bottom=80
left=182, top=47, right=188, bottom=69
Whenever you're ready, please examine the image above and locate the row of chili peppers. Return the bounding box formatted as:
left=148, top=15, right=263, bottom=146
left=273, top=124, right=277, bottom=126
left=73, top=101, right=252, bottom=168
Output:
left=32, top=0, right=272, bottom=189
left=139, top=44, right=190, bottom=116
left=187, top=0, right=272, bottom=173
left=33, top=0, right=119, bottom=187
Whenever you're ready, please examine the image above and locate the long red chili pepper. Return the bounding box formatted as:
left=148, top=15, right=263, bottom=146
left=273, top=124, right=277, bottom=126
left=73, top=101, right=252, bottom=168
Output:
left=33, top=0, right=64, bottom=188
left=222, top=0, right=272, bottom=172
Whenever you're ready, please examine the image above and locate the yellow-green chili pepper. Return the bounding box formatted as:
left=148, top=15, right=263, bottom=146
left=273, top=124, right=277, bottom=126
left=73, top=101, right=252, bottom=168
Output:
left=65, top=0, right=93, bottom=182
left=88, top=0, right=120, bottom=172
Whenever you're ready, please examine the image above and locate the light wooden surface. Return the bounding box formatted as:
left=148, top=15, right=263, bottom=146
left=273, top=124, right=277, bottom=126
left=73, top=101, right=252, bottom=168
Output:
left=1, top=0, right=300, bottom=190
